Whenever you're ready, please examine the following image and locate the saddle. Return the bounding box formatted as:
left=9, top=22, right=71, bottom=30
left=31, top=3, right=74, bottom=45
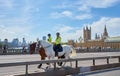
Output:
left=53, top=44, right=63, bottom=52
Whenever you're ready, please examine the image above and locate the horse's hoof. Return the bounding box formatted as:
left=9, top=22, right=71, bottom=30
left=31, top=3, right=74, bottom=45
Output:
left=46, top=63, right=50, bottom=65
left=37, top=66, right=41, bottom=69
left=46, top=66, right=49, bottom=69
left=58, top=62, right=63, bottom=66
left=59, top=63, right=63, bottom=66
left=37, top=64, right=42, bottom=69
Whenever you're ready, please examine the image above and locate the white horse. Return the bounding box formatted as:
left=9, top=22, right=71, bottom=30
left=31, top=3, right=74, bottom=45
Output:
left=39, top=40, right=76, bottom=66
left=30, top=40, right=76, bottom=68
left=39, top=40, right=75, bottom=59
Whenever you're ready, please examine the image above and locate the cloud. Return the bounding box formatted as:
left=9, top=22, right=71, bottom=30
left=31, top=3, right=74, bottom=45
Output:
left=51, top=11, right=92, bottom=20
left=62, top=11, right=73, bottom=17
left=75, top=14, right=92, bottom=20
left=51, top=12, right=63, bottom=18
left=78, top=5, right=91, bottom=12
left=0, top=0, right=14, bottom=9
left=54, top=0, right=120, bottom=12
left=87, top=17, right=120, bottom=39
left=51, top=10, right=73, bottom=18
left=0, top=0, right=119, bottom=43
left=0, top=0, right=36, bottom=42
left=53, top=24, right=83, bottom=42
left=53, top=17, right=120, bottom=42
left=78, top=0, right=120, bottom=12
left=54, top=25, right=74, bottom=33
left=0, top=24, right=33, bottom=42
left=51, top=0, right=119, bottom=21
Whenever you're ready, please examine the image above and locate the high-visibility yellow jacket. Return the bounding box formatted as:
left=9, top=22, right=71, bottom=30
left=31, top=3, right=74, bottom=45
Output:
left=48, top=37, right=52, bottom=43
left=55, top=36, right=61, bottom=45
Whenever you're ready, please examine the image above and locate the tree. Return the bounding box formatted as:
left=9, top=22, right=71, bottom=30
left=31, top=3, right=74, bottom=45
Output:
left=78, top=36, right=83, bottom=49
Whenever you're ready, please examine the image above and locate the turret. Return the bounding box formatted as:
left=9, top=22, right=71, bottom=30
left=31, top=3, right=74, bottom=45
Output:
left=102, top=25, right=109, bottom=39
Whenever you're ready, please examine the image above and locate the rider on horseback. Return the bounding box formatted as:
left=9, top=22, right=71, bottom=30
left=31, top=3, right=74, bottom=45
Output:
left=54, top=32, right=62, bottom=57
left=36, top=38, right=40, bottom=51
left=47, top=33, right=52, bottom=43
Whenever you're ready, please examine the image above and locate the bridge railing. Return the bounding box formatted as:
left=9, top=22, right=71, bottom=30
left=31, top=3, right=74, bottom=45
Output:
left=0, top=49, right=30, bottom=55
left=0, top=48, right=120, bottom=55
left=0, top=56, right=120, bottom=76
left=76, top=48, right=120, bottom=52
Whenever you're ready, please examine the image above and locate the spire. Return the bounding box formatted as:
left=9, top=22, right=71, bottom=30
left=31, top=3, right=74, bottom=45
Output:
left=83, top=26, right=91, bottom=41
left=83, top=27, right=85, bottom=31
left=101, top=33, right=103, bottom=39
left=98, top=35, right=100, bottom=39
left=95, top=33, right=97, bottom=39
left=86, top=26, right=88, bottom=30
left=104, top=25, right=107, bottom=33
left=103, top=24, right=108, bottom=39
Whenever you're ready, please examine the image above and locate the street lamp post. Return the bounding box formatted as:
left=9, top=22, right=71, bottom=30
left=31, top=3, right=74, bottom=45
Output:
left=78, top=36, right=83, bottom=50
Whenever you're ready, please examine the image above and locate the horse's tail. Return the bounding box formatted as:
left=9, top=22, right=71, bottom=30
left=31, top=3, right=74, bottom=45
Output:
left=70, top=45, right=77, bottom=58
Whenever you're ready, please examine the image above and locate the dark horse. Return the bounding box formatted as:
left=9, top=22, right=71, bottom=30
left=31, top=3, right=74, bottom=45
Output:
left=29, top=42, right=65, bottom=68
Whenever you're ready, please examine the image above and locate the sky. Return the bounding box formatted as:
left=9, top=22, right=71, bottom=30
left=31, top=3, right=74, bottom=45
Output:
left=0, top=0, right=120, bottom=42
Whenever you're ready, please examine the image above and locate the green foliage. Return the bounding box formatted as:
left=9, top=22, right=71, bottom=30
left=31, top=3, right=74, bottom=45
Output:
left=0, top=43, right=5, bottom=47
left=61, top=42, right=68, bottom=45
left=0, top=43, right=2, bottom=48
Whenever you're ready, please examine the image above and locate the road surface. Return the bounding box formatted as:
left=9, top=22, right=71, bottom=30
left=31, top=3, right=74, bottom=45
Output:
left=0, top=52, right=120, bottom=76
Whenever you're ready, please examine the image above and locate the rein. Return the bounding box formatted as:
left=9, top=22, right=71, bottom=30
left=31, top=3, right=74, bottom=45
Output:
left=43, top=45, right=52, bottom=49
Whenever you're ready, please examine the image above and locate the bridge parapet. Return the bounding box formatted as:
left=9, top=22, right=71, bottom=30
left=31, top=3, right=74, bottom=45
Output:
left=0, top=56, right=120, bottom=76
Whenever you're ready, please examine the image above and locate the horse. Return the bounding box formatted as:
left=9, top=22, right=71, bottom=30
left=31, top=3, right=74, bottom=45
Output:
left=29, top=40, right=76, bottom=68
left=30, top=42, right=47, bottom=68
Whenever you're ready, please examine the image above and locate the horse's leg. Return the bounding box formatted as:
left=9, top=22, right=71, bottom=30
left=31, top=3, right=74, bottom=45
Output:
left=61, top=60, right=67, bottom=67
left=68, top=55, right=72, bottom=67
left=38, top=48, right=47, bottom=69
left=46, top=56, right=56, bottom=70
left=65, top=53, right=72, bottom=67
left=57, top=57, right=61, bottom=66
left=38, top=57, right=45, bottom=68
left=38, top=64, right=42, bottom=68
left=61, top=53, right=72, bottom=67
left=57, top=54, right=65, bottom=66
left=46, top=56, right=52, bottom=70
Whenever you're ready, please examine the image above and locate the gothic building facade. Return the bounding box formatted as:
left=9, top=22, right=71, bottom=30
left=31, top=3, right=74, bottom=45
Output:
left=83, top=26, right=91, bottom=41
left=74, top=25, right=120, bottom=49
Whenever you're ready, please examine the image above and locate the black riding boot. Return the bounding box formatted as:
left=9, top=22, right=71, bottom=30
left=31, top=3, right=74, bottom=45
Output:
left=55, top=51, right=58, bottom=57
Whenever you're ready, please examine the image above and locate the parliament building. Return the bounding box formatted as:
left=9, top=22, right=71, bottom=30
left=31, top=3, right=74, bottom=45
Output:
left=69, top=25, right=120, bottom=49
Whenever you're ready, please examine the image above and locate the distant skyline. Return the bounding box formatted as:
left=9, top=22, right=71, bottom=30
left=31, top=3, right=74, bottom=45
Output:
left=0, top=0, right=120, bottom=42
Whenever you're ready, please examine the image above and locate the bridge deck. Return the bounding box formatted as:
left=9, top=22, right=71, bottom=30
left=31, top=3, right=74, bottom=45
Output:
left=0, top=52, right=120, bottom=76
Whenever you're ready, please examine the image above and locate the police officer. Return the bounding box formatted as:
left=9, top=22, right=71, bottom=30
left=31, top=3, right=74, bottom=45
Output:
left=54, top=32, right=62, bottom=56
left=36, top=38, right=40, bottom=51
left=47, top=33, right=52, bottom=43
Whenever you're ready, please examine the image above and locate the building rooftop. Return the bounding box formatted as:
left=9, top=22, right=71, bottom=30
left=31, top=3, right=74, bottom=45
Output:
left=88, top=39, right=101, bottom=42
left=105, top=36, right=120, bottom=42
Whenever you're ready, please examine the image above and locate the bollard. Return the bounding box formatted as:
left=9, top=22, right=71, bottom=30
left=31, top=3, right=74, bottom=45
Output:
left=75, top=60, right=78, bottom=68
left=93, top=59, right=95, bottom=66
left=54, top=62, right=56, bottom=70
left=107, top=58, right=109, bottom=64
left=26, top=64, right=28, bottom=76
left=119, top=57, right=120, bottom=63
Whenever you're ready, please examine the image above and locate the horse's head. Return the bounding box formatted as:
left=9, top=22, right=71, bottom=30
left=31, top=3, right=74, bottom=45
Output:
left=29, top=42, right=37, bottom=54
left=30, top=40, right=52, bottom=54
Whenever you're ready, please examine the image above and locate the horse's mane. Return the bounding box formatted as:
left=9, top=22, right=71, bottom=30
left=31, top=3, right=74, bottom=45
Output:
left=31, top=42, right=36, bottom=45
left=29, top=42, right=37, bottom=53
